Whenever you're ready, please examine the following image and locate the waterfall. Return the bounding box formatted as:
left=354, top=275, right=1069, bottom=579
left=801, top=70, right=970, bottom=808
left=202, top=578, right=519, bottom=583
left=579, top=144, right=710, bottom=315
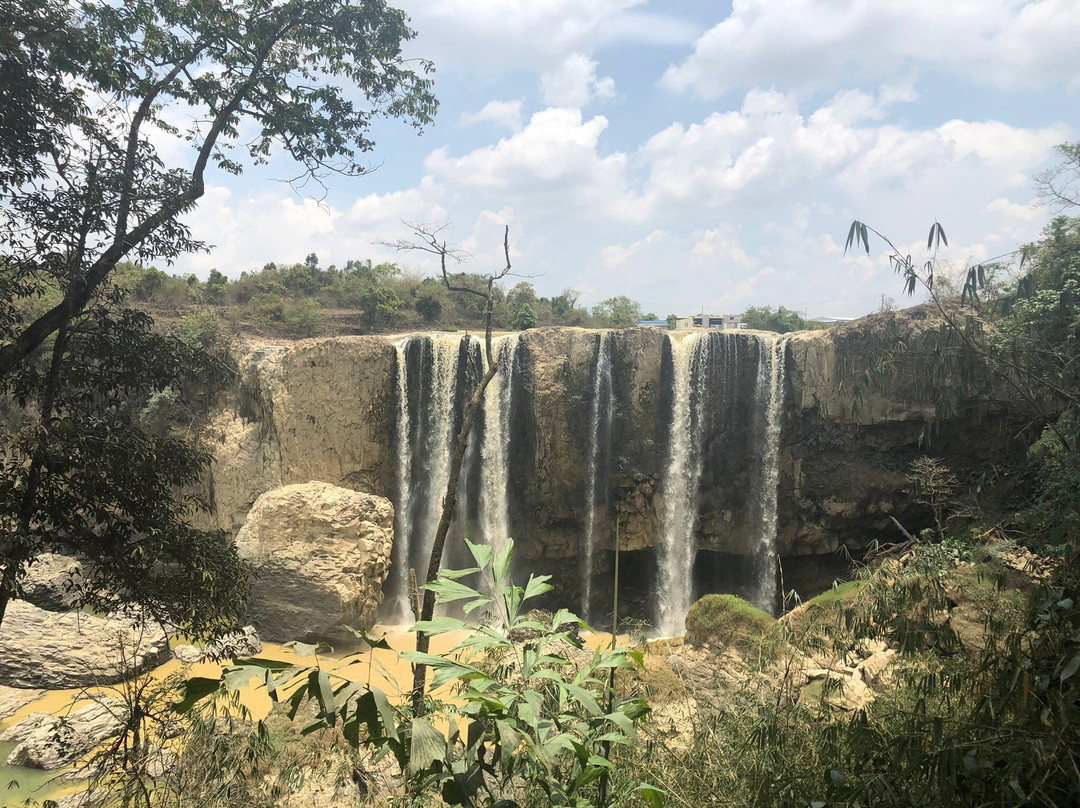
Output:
left=389, top=339, right=414, bottom=623
left=750, top=336, right=788, bottom=614
left=386, top=334, right=465, bottom=624
left=656, top=331, right=711, bottom=637
left=581, top=330, right=615, bottom=622
left=477, top=334, right=519, bottom=552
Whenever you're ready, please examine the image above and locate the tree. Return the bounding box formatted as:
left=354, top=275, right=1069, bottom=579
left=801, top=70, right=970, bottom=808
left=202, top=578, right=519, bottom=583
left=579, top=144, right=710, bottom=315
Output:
left=511, top=301, right=537, bottom=330
left=0, top=293, right=248, bottom=633
left=551, top=287, right=581, bottom=319
left=203, top=269, right=228, bottom=303
left=591, top=296, right=643, bottom=328
left=666, top=313, right=678, bottom=330
left=358, top=285, right=402, bottom=332
left=0, top=0, right=436, bottom=380
left=0, top=0, right=435, bottom=633
left=1035, top=141, right=1080, bottom=211
left=508, top=281, right=538, bottom=330
left=742, top=305, right=807, bottom=333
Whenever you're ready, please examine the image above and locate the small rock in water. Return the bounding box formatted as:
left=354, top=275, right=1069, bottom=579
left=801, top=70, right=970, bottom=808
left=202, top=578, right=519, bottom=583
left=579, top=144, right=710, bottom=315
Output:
left=0, top=684, right=44, bottom=719
left=174, top=625, right=262, bottom=664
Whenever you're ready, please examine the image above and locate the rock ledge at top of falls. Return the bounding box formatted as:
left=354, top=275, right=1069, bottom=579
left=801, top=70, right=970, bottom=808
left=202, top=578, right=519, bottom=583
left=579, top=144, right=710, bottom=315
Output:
left=235, top=481, right=394, bottom=642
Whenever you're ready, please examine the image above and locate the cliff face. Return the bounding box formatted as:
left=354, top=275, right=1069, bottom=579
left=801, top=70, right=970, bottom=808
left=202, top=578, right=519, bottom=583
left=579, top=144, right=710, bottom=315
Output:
left=207, top=310, right=1012, bottom=606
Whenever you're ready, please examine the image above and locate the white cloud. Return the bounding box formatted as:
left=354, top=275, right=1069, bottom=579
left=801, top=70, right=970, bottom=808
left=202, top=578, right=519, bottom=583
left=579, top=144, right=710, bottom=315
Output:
left=401, top=0, right=645, bottom=73
left=540, top=55, right=616, bottom=109
left=662, top=0, right=1080, bottom=98
left=176, top=82, right=1070, bottom=321
left=459, top=100, right=524, bottom=132
left=424, top=108, right=643, bottom=223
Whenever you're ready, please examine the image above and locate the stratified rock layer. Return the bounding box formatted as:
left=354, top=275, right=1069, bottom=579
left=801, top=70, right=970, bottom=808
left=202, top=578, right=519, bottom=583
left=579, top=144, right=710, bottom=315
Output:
left=235, top=481, right=393, bottom=641
left=0, top=601, right=168, bottom=688
left=206, top=309, right=1019, bottom=612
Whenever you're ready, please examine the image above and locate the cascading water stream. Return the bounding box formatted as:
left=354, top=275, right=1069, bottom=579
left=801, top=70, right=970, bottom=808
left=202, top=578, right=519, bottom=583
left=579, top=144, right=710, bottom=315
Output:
left=387, top=334, right=464, bottom=623
left=656, top=331, right=710, bottom=637
left=477, top=334, right=519, bottom=552
left=389, top=339, right=414, bottom=623
left=750, top=335, right=788, bottom=614
left=581, top=330, right=614, bottom=622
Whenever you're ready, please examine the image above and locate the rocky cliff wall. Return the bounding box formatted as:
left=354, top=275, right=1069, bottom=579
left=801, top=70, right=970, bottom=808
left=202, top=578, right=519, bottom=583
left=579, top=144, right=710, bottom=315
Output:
left=206, top=310, right=1013, bottom=606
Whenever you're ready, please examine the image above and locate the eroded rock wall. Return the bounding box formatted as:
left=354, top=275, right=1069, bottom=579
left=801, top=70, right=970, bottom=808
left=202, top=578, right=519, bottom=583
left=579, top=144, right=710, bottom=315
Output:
left=207, top=311, right=1012, bottom=606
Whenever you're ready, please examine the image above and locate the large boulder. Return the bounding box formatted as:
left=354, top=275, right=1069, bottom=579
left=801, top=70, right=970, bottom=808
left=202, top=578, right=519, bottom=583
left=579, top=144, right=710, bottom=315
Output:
left=235, top=481, right=394, bottom=642
left=2, top=698, right=126, bottom=769
left=0, top=601, right=168, bottom=689
left=20, top=553, right=84, bottom=610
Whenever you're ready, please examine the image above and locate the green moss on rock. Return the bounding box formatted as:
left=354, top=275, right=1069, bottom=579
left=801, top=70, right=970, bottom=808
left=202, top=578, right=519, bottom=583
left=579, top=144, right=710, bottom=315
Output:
left=684, top=594, right=775, bottom=651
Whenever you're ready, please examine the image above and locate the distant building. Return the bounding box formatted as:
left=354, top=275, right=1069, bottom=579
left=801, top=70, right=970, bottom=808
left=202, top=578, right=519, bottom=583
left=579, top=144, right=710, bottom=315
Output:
left=681, top=313, right=746, bottom=330
left=807, top=315, right=855, bottom=324
left=635, top=319, right=669, bottom=328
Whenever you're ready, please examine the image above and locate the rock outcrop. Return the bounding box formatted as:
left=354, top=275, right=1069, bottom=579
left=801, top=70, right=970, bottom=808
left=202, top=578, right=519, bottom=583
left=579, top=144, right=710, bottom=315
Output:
left=2, top=698, right=126, bottom=769
left=204, top=310, right=1017, bottom=615
left=236, top=481, right=393, bottom=641
left=20, top=553, right=83, bottom=611
left=0, top=601, right=168, bottom=689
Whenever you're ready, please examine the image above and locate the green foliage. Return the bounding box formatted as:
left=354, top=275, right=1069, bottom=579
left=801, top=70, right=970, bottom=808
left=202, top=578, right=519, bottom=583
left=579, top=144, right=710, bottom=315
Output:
left=846, top=197, right=1080, bottom=552
left=1021, top=410, right=1080, bottom=552
left=591, top=296, right=643, bottom=328
left=665, top=314, right=678, bottom=330
left=357, top=284, right=402, bottom=333
left=0, top=295, right=248, bottom=637
left=684, top=594, right=775, bottom=652
left=633, top=543, right=1080, bottom=808
left=511, top=301, right=537, bottom=330
left=0, top=0, right=437, bottom=377
left=181, top=538, right=660, bottom=808
left=742, top=305, right=809, bottom=333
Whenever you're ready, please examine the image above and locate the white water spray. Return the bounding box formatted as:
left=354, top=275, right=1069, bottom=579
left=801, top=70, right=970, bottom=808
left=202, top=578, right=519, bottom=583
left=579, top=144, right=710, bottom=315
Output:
left=750, top=336, right=788, bottom=613
left=478, top=334, right=519, bottom=553
left=389, top=339, right=415, bottom=623
left=581, top=331, right=614, bottom=621
left=656, top=331, right=710, bottom=636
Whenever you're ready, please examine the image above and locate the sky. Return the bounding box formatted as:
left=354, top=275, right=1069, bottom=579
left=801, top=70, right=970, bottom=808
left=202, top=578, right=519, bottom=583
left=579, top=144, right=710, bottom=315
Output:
left=173, top=0, right=1080, bottom=320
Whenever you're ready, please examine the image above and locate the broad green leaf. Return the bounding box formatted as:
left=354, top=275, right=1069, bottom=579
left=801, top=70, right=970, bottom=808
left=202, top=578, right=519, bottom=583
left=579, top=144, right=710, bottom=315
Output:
left=311, top=669, right=336, bottom=724
left=465, top=538, right=492, bottom=570
left=422, top=576, right=484, bottom=605
left=372, top=686, right=400, bottom=741
left=463, top=596, right=494, bottom=616
left=494, top=719, right=520, bottom=753
left=637, top=783, right=668, bottom=808
left=1060, top=653, right=1080, bottom=682
left=413, top=615, right=470, bottom=635
left=523, top=575, right=554, bottom=602
left=285, top=641, right=331, bottom=658
left=343, top=625, right=392, bottom=650
left=561, top=682, right=601, bottom=716
left=617, top=697, right=652, bottom=721
left=493, top=540, right=514, bottom=589
left=173, top=677, right=222, bottom=713
left=409, top=717, right=446, bottom=775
